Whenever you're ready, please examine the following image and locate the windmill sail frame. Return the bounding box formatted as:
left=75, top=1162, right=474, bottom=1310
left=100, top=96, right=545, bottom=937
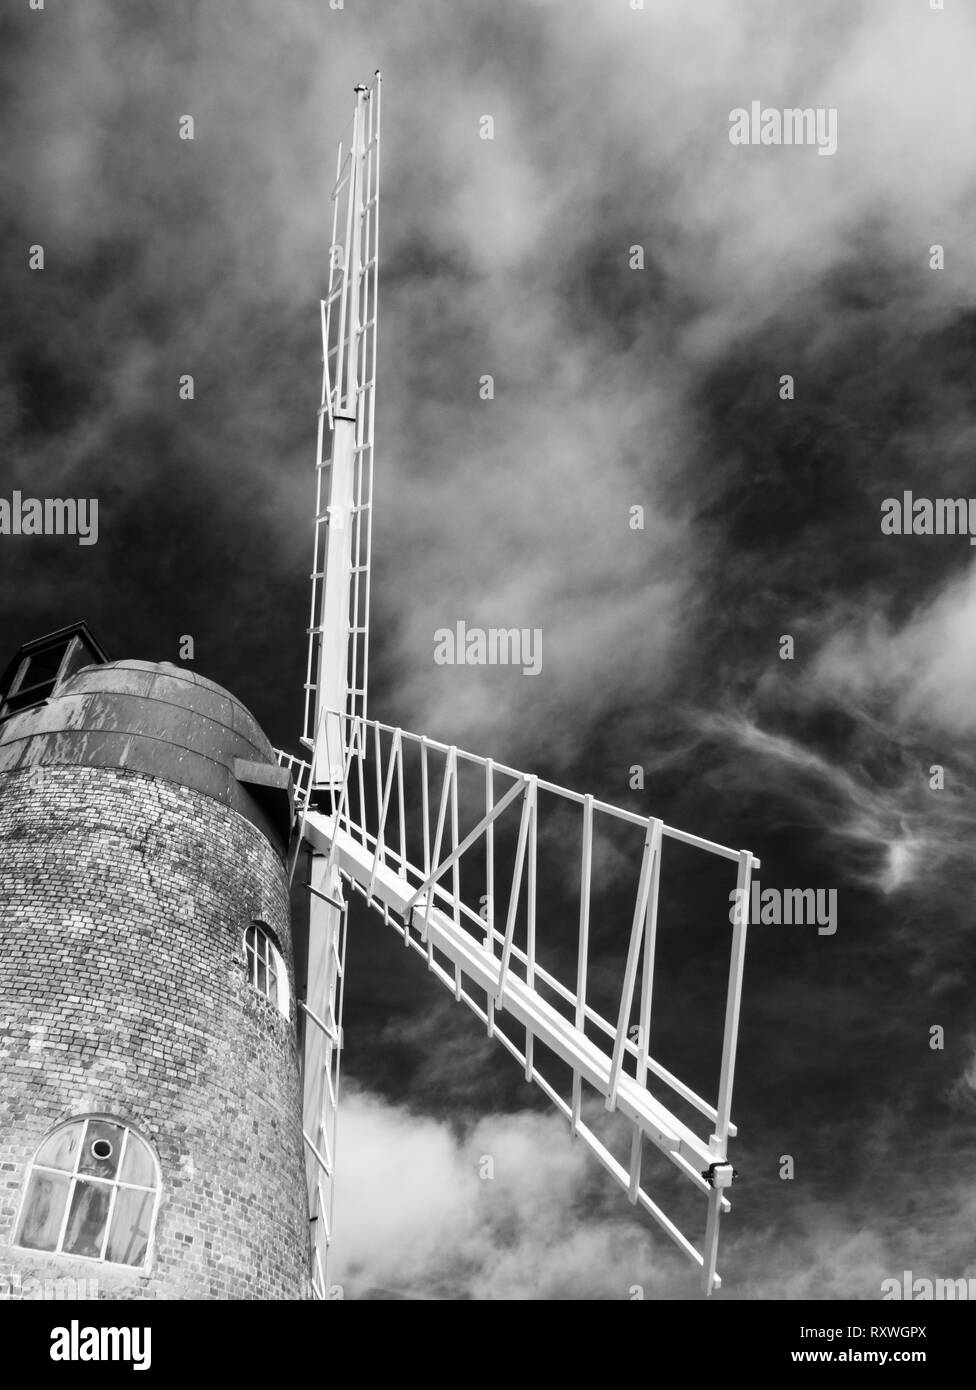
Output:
left=303, top=73, right=381, bottom=783
left=284, top=715, right=757, bottom=1295
left=282, top=72, right=756, bottom=1299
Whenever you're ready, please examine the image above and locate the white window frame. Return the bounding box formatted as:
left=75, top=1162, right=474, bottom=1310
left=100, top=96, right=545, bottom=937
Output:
left=13, top=1116, right=161, bottom=1273
left=244, top=922, right=291, bottom=1019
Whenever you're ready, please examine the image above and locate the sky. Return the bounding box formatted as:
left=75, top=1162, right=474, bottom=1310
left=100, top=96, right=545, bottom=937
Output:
left=2, top=0, right=976, bottom=1300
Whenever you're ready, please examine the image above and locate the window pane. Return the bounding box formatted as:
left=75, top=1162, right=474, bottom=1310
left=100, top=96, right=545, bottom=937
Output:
left=21, top=645, right=67, bottom=685
left=17, top=1171, right=70, bottom=1251
left=120, top=1135, right=155, bottom=1188
left=246, top=943, right=256, bottom=982
left=78, top=1120, right=123, bottom=1178
left=257, top=960, right=267, bottom=994
left=106, top=1189, right=153, bottom=1267
left=34, top=1120, right=85, bottom=1172
left=62, top=1180, right=111, bottom=1259
left=59, top=636, right=98, bottom=683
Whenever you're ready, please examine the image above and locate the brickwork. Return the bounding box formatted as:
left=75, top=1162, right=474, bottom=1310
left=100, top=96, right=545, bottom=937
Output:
left=0, top=763, right=311, bottom=1300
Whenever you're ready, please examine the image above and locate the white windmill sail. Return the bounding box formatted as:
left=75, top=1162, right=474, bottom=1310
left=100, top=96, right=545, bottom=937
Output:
left=278, top=74, right=757, bottom=1298
left=289, top=721, right=757, bottom=1295
left=280, top=72, right=381, bottom=1300
left=302, top=73, right=381, bottom=785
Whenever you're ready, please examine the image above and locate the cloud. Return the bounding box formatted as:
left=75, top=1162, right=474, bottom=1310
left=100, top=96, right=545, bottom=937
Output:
left=696, top=706, right=969, bottom=897
left=814, top=564, right=976, bottom=737
left=329, top=1082, right=976, bottom=1301
left=330, top=1086, right=693, bottom=1300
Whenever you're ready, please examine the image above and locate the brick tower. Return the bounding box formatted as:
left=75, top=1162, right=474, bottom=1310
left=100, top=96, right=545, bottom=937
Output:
left=0, top=627, right=311, bottom=1300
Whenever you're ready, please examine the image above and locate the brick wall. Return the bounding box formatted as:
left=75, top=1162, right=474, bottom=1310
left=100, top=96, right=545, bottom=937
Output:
left=0, top=764, right=311, bottom=1300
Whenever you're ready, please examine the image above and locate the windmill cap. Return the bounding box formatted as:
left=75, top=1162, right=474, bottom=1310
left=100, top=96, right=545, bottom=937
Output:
left=0, top=660, right=293, bottom=858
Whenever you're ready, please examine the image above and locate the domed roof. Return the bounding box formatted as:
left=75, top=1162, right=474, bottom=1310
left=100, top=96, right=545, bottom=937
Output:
left=0, top=659, right=292, bottom=856
left=58, top=660, right=274, bottom=759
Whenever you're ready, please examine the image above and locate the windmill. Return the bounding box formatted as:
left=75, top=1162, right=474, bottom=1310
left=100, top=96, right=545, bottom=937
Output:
left=276, top=73, right=758, bottom=1299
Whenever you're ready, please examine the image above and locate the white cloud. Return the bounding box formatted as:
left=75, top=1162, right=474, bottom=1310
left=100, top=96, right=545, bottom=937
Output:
left=814, top=564, right=976, bottom=736
left=330, top=1087, right=690, bottom=1299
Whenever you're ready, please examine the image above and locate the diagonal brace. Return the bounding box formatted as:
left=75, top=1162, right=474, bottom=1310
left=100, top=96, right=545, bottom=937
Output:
left=404, top=775, right=527, bottom=917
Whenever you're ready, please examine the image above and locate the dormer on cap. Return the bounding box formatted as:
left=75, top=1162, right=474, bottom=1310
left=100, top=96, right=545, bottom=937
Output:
left=0, top=622, right=110, bottom=722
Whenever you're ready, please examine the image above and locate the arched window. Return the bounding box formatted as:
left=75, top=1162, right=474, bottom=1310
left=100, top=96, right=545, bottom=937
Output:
left=245, top=922, right=290, bottom=1018
left=15, top=1117, right=160, bottom=1269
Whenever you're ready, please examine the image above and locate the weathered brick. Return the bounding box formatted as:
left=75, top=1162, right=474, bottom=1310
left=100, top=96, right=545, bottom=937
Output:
left=0, top=762, right=311, bottom=1300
